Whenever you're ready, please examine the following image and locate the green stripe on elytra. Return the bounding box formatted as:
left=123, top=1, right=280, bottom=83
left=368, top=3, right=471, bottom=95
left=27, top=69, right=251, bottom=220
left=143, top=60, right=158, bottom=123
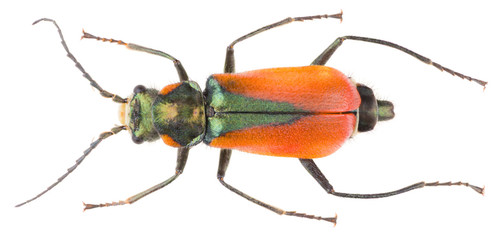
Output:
left=205, top=76, right=301, bottom=113
left=204, top=113, right=302, bottom=143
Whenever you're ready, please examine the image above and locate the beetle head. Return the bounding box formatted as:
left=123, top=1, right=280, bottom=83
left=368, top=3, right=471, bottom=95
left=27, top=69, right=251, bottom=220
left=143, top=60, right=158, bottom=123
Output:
left=119, top=85, right=160, bottom=144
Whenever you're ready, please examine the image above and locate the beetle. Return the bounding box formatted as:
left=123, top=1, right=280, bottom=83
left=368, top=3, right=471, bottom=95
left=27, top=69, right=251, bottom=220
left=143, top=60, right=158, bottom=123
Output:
left=17, top=12, right=486, bottom=225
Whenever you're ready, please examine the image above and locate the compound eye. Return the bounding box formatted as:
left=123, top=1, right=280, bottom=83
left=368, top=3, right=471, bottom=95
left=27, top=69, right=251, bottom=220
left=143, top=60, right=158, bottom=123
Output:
left=132, top=134, right=144, bottom=144
left=133, top=85, right=146, bottom=94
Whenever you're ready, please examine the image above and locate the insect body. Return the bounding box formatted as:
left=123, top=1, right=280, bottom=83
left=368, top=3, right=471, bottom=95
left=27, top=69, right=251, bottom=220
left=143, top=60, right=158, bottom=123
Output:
left=18, top=13, right=486, bottom=225
left=135, top=65, right=386, bottom=158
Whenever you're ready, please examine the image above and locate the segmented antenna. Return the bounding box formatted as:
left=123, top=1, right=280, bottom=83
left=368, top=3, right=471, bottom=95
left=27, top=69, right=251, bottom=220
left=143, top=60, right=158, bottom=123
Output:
left=32, top=18, right=127, bottom=103
left=16, top=126, right=127, bottom=207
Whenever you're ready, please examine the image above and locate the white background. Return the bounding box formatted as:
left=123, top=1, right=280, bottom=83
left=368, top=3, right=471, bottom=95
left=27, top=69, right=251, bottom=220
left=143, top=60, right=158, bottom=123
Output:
left=1, top=0, right=494, bottom=239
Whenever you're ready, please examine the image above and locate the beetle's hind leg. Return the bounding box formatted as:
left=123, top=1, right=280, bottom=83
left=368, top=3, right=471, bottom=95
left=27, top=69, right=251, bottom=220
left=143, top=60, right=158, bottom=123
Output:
left=299, top=158, right=484, bottom=199
left=217, top=149, right=337, bottom=225
left=311, top=36, right=487, bottom=87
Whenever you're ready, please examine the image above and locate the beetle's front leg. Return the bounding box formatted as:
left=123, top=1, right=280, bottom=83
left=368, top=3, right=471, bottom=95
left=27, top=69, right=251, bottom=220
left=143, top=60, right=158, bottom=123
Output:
left=83, top=147, right=189, bottom=210
left=81, top=30, right=189, bottom=81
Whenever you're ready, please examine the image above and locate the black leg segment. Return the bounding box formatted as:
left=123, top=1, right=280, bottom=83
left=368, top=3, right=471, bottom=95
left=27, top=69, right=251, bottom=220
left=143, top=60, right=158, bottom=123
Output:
left=312, top=36, right=487, bottom=87
left=299, top=158, right=484, bottom=199
left=83, top=147, right=190, bottom=210
left=217, top=149, right=337, bottom=224
left=81, top=30, right=189, bottom=81
left=224, top=12, right=343, bottom=73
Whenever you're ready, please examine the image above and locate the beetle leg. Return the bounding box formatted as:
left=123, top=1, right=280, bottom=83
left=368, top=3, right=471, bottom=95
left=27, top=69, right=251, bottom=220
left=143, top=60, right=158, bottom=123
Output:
left=312, top=36, right=487, bottom=87
left=224, top=12, right=342, bottom=73
left=83, top=147, right=189, bottom=210
left=33, top=18, right=128, bottom=103
left=299, top=158, right=484, bottom=198
left=81, top=30, right=189, bottom=81
left=217, top=149, right=337, bottom=224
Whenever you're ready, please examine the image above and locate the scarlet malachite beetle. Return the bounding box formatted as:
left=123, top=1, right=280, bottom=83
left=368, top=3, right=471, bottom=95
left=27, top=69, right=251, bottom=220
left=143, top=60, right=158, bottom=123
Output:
left=17, top=12, right=487, bottom=225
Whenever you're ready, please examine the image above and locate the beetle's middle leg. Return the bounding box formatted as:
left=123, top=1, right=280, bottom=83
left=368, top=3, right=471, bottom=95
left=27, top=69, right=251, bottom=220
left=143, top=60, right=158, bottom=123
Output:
left=224, top=12, right=342, bottom=73
left=299, top=158, right=484, bottom=199
left=217, top=149, right=337, bottom=224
